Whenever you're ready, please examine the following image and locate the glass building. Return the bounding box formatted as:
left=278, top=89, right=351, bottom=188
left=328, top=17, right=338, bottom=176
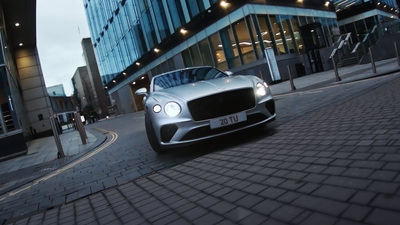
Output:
left=83, top=0, right=339, bottom=114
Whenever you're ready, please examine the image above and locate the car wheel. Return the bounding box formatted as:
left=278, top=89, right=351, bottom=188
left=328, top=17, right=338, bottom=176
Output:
left=145, top=114, right=165, bottom=153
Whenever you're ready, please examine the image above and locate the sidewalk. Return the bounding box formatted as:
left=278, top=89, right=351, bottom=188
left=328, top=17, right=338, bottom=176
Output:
left=269, top=57, right=400, bottom=95
left=0, top=128, right=102, bottom=195
left=0, top=129, right=97, bottom=174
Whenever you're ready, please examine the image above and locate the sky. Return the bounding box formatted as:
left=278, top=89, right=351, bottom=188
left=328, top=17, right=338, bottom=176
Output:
left=37, top=0, right=91, bottom=96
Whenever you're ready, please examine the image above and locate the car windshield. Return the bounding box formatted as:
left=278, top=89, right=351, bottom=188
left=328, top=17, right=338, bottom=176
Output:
left=153, top=67, right=227, bottom=91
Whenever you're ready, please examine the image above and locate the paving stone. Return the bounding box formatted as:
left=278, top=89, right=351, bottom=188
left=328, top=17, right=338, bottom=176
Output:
left=259, top=187, right=286, bottom=199
left=192, top=212, right=223, bottom=225
left=324, top=176, right=371, bottom=189
left=181, top=206, right=208, bottom=221
left=365, top=208, right=400, bottom=225
left=367, top=181, right=400, bottom=194
left=341, top=204, right=372, bottom=222
left=279, top=179, right=305, bottom=191
left=270, top=204, right=304, bottom=223
left=251, top=199, right=283, bottom=216
left=322, top=166, right=347, bottom=175
left=342, top=168, right=374, bottom=178
left=299, top=212, right=337, bottom=225
left=221, top=190, right=247, bottom=203
left=292, top=195, right=348, bottom=217
left=223, top=207, right=252, bottom=222
left=234, top=194, right=264, bottom=208
left=349, top=191, right=377, bottom=205
left=370, top=194, right=400, bottom=211
left=238, top=212, right=269, bottom=225
left=209, top=201, right=236, bottom=214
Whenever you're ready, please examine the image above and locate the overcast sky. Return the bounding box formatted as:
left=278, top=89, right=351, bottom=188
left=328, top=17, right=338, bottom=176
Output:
left=37, top=0, right=91, bottom=96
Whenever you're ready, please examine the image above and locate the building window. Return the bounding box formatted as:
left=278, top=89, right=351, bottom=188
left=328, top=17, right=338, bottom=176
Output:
left=233, top=18, right=257, bottom=64
left=256, top=15, right=276, bottom=55
left=182, top=49, right=193, bottom=67
left=198, top=38, right=215, bottom=67
left=279, top=15, right=296, bottom=54
left=189, top=44, right=203, bottom=66
left=185, top=0, right=202, bottom=18
left=270, top=15, right=288, bottom=55
left=291, top=16, right=305, bottom=53
left=246, top=15, right=262, bottom=60
left=208, top=32, right=227, bottom=70
left=166, top=0, right=186, bottom=30
left=152, top=1, right=170, bottom=39
left=141, top=9, right=157, bottom=48
left=219, top=26, right=241, bottom=69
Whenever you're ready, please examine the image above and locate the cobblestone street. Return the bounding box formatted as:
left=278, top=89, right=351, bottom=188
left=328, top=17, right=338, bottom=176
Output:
left=3, top=72, right=400, bottom=224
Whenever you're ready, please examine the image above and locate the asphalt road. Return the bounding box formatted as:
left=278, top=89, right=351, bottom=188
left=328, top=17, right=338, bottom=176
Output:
left=0, top=72, right=398, bottom=222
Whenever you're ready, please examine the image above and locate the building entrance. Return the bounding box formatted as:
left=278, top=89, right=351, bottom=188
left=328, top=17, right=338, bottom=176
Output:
left=301, top=23, right=326, bottom=73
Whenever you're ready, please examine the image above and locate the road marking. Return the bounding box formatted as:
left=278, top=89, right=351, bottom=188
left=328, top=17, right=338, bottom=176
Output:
left=0, top=128, right=118, bottom=201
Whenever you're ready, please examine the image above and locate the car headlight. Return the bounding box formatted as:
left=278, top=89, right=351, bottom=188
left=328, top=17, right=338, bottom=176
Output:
left=153, top=104, right=162, bottom=113
left=164, top=102, right=181, bottom=117
left=256, top=82, right=268, bottom=97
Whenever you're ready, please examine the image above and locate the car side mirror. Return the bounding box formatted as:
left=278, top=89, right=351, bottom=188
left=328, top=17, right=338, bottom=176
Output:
left=135, top=87, right=148, bottom=96
left=225, top=71, right=233, bottom=76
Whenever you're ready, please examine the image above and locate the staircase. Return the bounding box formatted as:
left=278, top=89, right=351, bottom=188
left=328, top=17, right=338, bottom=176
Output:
left=330, top=25, right=379, bottom=68
left=337, top=55, right=358, bottom=67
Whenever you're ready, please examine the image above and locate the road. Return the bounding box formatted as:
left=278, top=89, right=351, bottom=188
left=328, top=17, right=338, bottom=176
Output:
left=0, top=72, right=399, bottom=222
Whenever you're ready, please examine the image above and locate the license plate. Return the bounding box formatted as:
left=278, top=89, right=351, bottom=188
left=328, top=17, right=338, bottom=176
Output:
left=210, top=112, right=247, bottom=129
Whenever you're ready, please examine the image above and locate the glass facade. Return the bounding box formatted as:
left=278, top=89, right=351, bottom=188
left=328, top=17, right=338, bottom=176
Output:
left=333, top=0, right=399, bottom=11
left=180, top=14, right=337, bottom=70
left=84, top=1, right=337, bottom=86
left=0, top=20, right=19, bottom=136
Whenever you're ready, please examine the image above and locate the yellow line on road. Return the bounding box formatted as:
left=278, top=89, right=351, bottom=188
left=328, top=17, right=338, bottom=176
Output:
left=0, top=128, right=118, bottom=201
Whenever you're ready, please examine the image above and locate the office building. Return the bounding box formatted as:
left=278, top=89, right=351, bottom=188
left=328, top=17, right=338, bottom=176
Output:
left=47, top=84, right=66, bottom=97
left=72, top=38, right=110, bottom=118
left=83, top=0, right=397, bottom=114
left=0, top=0, right=53, bottom=159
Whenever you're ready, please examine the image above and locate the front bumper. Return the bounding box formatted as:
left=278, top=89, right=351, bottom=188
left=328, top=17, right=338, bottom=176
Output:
left=158, top=99, right=276, bottom=148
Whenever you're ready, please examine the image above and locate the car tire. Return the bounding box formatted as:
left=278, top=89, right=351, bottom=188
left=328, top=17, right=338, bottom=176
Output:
left=145, top=114, right=165, bottom=153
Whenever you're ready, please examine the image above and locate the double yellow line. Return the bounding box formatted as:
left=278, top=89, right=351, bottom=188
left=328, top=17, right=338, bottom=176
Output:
left=0, top=128, right=118, bottom=201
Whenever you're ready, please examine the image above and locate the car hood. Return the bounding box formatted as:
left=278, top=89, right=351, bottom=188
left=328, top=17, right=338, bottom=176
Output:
left=151, top=75, right=255, bottom=102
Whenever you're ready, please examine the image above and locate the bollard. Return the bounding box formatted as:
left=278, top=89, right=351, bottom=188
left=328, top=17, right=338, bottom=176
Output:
left=74, top=112, right=88, bottom=145
left=49, top=116, right=65, bottom=158
left=287, top=65, right=296, bottom=91
left=395, top=42, right=400, bottom=66
left=332, top=57, right=341, bottom=82
left=369, top=47, right=377, bottom=74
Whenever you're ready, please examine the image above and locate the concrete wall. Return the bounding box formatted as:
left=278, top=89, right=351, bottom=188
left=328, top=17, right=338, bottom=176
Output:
left=16, top=47, right=53, bottom=137
left=110, top=84, right=136, bottom=114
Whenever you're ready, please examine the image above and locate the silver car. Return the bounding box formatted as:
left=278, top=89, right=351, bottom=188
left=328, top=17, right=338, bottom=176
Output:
left=135, top=66, right=276, bottom=153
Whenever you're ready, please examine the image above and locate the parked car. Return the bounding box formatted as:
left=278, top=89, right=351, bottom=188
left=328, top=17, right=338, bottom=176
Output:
left=135, top=66, right=276, bottom=153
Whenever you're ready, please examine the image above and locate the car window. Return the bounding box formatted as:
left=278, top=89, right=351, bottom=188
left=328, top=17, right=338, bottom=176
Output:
left=153, top=67, right=227, bottom=91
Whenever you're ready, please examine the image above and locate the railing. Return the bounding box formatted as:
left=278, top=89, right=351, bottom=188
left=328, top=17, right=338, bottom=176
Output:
left=351, top=25, right=378, bottom=63
left=329, top=32, right=353, bottom=62
left=329, top=32, right=354, bottom=82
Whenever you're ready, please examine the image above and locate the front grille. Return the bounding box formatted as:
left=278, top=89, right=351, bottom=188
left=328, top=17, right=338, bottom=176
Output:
left=188, top=88, right=255, bottom=121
